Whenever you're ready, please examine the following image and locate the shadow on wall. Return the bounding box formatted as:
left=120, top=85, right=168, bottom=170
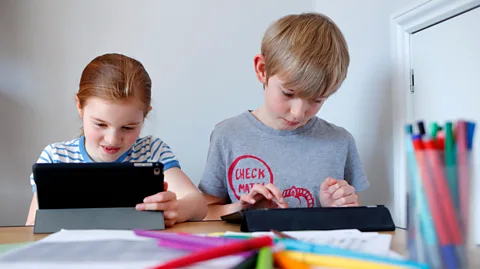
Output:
left=0, top=91, right=39, bottom=226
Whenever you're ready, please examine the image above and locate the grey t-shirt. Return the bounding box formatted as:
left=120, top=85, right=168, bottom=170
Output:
left=198, top=111, right=369, bottom=208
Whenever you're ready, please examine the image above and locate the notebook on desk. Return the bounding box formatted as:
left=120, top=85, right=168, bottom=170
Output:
left=221, top=205, right=396, bottom=232
left=32, top=162, right=166, bottom=234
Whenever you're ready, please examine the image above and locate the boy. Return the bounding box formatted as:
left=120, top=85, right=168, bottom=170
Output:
left=198, top=12, right=369, bottom=220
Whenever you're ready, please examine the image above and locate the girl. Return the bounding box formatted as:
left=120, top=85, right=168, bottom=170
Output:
left=26, top=53, right=207, bottom=227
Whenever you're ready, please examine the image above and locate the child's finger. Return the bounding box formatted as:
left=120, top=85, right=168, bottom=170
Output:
left=240, top=194, right=256, bottom=205
left=272, top=198, right=288, bottom=208
left=331, top=185, right=355, bottom=199
left=164, top=210, right=178, bottom=220
left=136, top=201, right=170, bottom=211
left=320, top=177, right=337, bottom=191
left=164, top=181, right=169, bottom=191
left=340, top=202, right=359, bottom=207
left=164, top=218, right=176, bottom=227
left=265, top=183, right=284, bottom=204
left=143, top=191, right=176, bottom=203
left=250, top=184, right=273, bottom=200
left=327, top=179, right=348, bottom=194
left=334, top=193, right=358, bottom=206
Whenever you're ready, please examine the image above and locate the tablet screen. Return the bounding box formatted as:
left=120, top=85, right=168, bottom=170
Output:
left=33, top=162, right=164, bottom=209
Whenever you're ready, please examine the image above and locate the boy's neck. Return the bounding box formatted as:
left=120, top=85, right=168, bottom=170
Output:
left=250, top=106, right=278, bottom=130
left=250, top=106, right=316, bottom=132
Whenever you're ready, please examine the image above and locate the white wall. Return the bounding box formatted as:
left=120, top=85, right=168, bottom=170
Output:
left=0, top=0, right=421, bottom=226
left=313, top=0, right=420, bottom=225
left=0, top=0, right=314, bottom=226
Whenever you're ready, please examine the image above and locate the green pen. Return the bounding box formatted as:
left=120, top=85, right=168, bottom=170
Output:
left=224, top=235, right=282, bottom=244
left=430, top=122, right=439, bottom=138
left=445, top=122, right=459, bottom=210
left=255, top=247, right=273, bottom=269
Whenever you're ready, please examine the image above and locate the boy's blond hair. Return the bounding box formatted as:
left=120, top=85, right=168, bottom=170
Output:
left=261, top=12, right=349, bottom=100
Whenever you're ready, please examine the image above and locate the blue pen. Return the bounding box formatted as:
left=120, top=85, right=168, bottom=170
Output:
left=466, top=122, right=475, bottom=151
left=407, top=133, right=442, bottom=269
left=405, top=125, right=423, bottom=263
left=280, top=239, right=430, bottom=269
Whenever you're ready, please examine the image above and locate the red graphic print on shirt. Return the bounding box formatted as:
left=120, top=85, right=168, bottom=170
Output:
left=282, top=186, right=315, bottom=208
left=228, top=155, right=274, bottom=200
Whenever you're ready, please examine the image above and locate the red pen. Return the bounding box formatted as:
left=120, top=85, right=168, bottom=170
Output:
left=149, top=236, right=274, bottom=269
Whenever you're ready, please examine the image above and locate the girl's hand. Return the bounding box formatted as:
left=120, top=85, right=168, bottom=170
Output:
left=136, top=182, right=179, bottom=227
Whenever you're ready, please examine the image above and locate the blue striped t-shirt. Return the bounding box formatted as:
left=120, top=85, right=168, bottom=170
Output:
left=29, top=135, right=180, bottom=193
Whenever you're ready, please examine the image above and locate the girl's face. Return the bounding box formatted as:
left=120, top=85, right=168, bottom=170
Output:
left=76, top=97, right=146, bottom=162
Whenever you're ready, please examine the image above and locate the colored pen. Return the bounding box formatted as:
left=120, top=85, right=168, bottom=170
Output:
left=224, top=235, right=255, bottom=239
left=417, top=121, right=426, bottom=136
left=464, top=121, right=475, bottom=231
left=444, top=122, right=459, bottom=210
left=454, top=121, right=470, bottom=269
left=406, top=131, right=425, bottom=263
left=284, top=251, right=423, bottom=269
left=406, top=124, right=421, bottom=262
left=430, top=122, right=439, bottom=138
left=274, top=251, right=311, bottom=269
left=255, top=247, right=273, bottom=269
left=280, top=239, right=428, bottom=269
left=156, top=239, right=256, bottom=258
left=456, top=121, right=470, bottom=233
left=406, top=134, right=441, bottom=268
left=413, top=137, right=458, bottom=269
left=413, top=136, right=458, bottom=268
left=271, top=230, right=296, bottom=240
left=149, top=236, right=274, bottom=269
left=157, top=240, right=202, bottom=251
left=134, top=229, right=241, bottom=246
left=424, top=139, right=463, bottom=243
left=232, top=251, right=259, bottom=269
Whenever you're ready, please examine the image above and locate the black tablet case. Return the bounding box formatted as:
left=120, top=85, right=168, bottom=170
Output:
left=33, top=162, right=165, bottom=233
left=221, top=205, right=396, bottom=232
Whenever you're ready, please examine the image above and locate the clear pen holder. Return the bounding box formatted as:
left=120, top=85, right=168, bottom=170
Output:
left=406, top=122, right=474, bottom=269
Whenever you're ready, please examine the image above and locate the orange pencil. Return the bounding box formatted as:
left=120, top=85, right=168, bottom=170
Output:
left=274, top=251, right=311, bottom=269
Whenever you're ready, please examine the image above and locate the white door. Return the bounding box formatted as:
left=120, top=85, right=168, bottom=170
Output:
left=410, top=6, right=480, bottom=244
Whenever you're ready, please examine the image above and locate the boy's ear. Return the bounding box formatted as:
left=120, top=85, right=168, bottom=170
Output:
left=75, top=95, right=83, bottom=118
left=253, top=54, right=266, bottom=84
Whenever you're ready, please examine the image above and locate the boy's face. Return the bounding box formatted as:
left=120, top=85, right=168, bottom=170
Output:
left=263, top=75, right=326, bottom=130
left=76, top=97, right=145, bottom=162
left=254, top=54, right=327, bottom=130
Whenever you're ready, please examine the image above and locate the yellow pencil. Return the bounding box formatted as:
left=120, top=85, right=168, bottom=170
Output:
left=206, top=232, right=225, bottom=236
left=284, top=251, right=411, bottom=269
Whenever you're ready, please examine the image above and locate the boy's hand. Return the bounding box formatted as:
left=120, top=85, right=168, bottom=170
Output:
left=239, top=183, right=288, bottom=209
left=135, top=182, right=179, bottom=227
left=319, top=178, right=358, bottom=207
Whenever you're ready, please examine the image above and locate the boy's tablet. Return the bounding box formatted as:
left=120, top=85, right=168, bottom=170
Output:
left=221, top=205, right=396, bottom=232
left=33, top=162, right=164, bottom=209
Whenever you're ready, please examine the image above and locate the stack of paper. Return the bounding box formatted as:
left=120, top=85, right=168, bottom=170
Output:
left=0, top=229, right=244, bottom=269
left=224, top=229, right=404, bottom=259
left=0, top=229, right=404, bottom=269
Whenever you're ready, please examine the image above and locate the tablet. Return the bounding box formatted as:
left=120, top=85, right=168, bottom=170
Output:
left=32, top=162, right=164, bottom=209
left=221, top=205, right=396, bottom=232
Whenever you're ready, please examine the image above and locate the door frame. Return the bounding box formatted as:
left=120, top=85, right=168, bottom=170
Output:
left=390, top=0, right=480, bottom=228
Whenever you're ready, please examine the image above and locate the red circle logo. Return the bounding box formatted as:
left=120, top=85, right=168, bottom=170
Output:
left=228, top=155, right=274, bottom=200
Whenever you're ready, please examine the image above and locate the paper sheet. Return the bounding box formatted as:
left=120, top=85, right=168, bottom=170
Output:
left=0, top=229, right=404, bottom=269
left=0, top=229, right=244, bottom=269
left=225, top=229, right=396, bottom=257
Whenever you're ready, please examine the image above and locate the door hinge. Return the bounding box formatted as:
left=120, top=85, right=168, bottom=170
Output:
left=410, top=69, right=415, bottom=93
